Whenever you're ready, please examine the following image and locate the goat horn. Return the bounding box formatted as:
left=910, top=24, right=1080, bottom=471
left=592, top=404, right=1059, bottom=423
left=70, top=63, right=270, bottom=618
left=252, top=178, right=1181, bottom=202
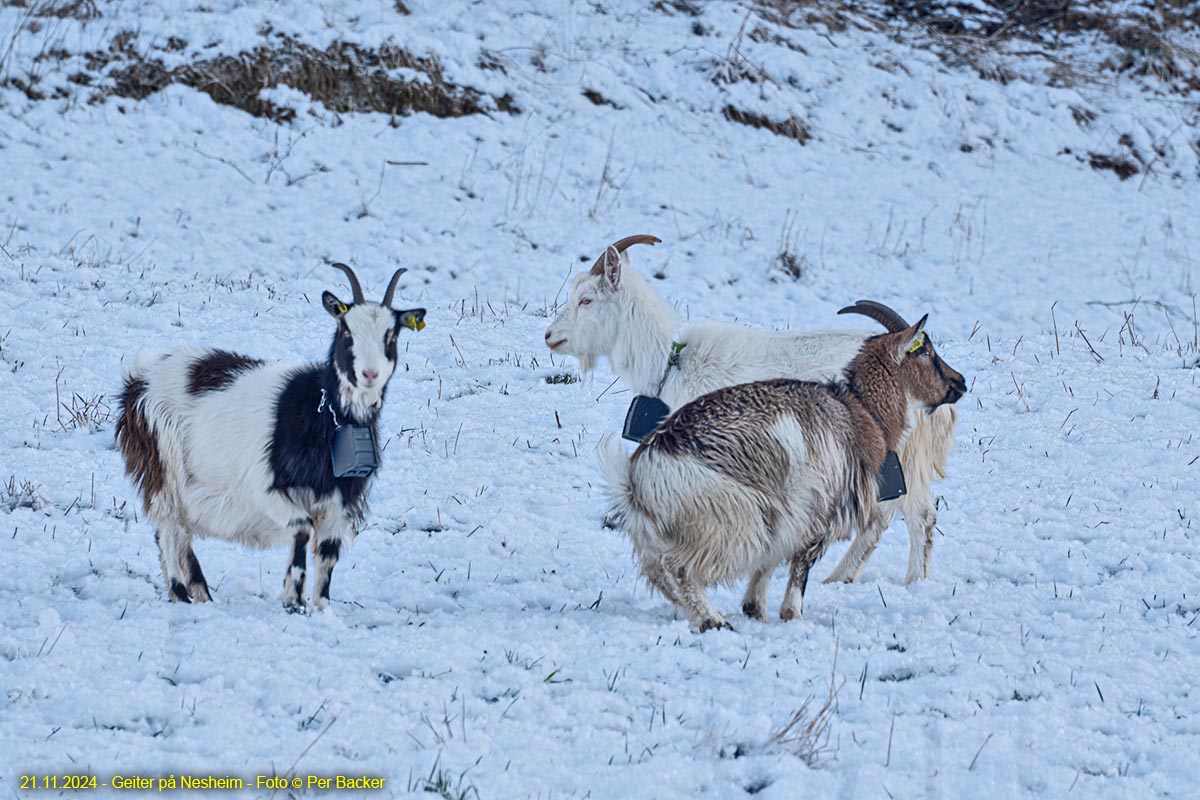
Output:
left=589, top=234, right=662, bottom=276
left=837, top=300, right=910, bottom=333
left=330, top=263, right=366, bottom=305
left=381, top=268, right=408, bottom=308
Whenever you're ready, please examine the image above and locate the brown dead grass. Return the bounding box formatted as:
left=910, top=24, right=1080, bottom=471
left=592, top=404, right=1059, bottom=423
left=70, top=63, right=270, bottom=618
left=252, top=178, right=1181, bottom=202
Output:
left=723, top=105, right=810, bottom=145
left=749, top=0, right=1200, bottom=93
left=92, top=33, right=516, bottom=122
left=28, top=0, right=101, bottom=20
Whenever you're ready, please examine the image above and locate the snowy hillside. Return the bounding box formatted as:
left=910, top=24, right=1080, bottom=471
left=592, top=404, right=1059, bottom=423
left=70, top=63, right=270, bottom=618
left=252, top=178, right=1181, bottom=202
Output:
left=2, top=0, right=1198, bottom=797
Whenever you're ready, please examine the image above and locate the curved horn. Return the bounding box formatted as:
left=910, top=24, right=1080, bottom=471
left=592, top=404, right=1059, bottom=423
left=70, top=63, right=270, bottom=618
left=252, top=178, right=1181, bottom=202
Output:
left=381, top=268, right=408, bottom=308
left=589, top=234, right=662, bottom=276
left=330, top=263, right=366, bottom=305
left=837, top=299, right=909, bottom=333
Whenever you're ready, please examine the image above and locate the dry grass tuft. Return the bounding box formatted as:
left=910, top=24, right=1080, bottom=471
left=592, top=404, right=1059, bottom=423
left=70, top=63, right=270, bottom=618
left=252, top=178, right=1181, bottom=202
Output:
left=1087, top=152, right=1141, bottom=181
left=769, top=641, right=843, bottom=768
left=3, top=475, right=49, bottom=512
left=723, top=105, right=810, bottom=145
left=772, top=210, right=807, bottom=280
left=748, top=0, right=1200, bottom=94
left=88, top=33, right=517, bottom=123
left=32, top=0, right=101, bottom=20
left=54, top=368, right=114, bottom=433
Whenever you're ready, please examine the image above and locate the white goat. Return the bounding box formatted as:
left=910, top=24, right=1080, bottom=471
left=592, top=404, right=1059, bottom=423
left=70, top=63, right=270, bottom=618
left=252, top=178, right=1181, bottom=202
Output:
left=115, top=264, right=426, bottom=610
left=599, top=308, right=967, bottom=630
left=545, top=237, right=959, bottom=587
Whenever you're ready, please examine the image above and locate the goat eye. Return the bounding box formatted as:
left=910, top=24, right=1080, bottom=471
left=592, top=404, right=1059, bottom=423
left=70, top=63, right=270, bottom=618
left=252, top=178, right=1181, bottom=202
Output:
left=579, top=297, right=592, bottom=307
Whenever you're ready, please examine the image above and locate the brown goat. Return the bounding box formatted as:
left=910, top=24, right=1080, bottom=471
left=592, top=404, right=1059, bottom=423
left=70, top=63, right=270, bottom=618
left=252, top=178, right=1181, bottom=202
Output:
left=599, top=309, right=966, bottom=631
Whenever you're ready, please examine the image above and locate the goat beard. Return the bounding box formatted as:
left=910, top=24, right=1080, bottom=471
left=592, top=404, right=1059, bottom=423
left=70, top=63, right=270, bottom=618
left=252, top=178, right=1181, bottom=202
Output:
left=575, top=352, right=597, bottom=378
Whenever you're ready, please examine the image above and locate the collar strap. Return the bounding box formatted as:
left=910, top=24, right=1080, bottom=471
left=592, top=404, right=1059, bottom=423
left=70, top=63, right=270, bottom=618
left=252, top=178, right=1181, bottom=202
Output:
left=668, top=341, right=685, bottom=367
left=317, top=388, right=342, bottom=428
left=655, top=341, right=686, bottom=396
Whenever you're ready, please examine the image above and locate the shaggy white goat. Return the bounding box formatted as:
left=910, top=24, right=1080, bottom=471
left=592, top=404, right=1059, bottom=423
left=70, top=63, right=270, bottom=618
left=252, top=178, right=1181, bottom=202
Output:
left=599, top=308, right=967, bottom=630
left=545, top=237, right=959, bottom=586
left=115, top=264, right=425, bottom=610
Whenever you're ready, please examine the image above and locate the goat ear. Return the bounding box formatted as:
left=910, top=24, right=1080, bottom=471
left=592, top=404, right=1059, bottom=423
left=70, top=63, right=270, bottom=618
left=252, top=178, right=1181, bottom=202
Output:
left=323, top=291, right=350, bottom=318
left=898, top=314, right=929, bottom=358
left=602, top=246, right=622, bottom=291
left=396, top=308, right=427, bottom=332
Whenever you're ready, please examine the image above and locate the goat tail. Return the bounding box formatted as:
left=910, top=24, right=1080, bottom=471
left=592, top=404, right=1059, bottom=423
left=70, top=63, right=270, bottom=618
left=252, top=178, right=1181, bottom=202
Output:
left=115, top=360, right=167, bottom=515
left=115, top=351, right=191, bottom=518
left=597, top=433, right=635, bottom=511
left=597, top=433, right=663, bottom=546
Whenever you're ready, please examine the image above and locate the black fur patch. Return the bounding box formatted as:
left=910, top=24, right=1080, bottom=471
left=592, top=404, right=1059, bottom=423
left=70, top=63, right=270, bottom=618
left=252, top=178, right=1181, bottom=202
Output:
left=115, top=377, right=165, bottom=513
left=384, top=316, right=401, bottom=363
left=332, top=324, right=357, bottom=387
left=170, top=580, right=191, bottom=603
left=317, top=538, right=341, bottom=561
left=291, top=529, right=310, bottom=568
left=267, top=365, right=375, bottom=521
left=185, top=549, right=209, bottom=591
left=186, top=350, right=264, bottom=395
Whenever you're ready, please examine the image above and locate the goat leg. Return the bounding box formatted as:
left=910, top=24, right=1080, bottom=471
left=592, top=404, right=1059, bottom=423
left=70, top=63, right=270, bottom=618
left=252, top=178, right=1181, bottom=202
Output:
left=741, top=566, right=771, bottom=621
left=663, top=553, right=731, bottom=632
left=781, top=534, right=834, bottom=620
left=155, top=526, right=193, bottom=603
left=310, top=536, right=342, bottom=609
left=904, top=501, right=937, bottom=585
left=282, top=521, right=312, bottom=612
left=641, top=556, right=683, bottom=607
left=182, top=546, right=212, bottom=602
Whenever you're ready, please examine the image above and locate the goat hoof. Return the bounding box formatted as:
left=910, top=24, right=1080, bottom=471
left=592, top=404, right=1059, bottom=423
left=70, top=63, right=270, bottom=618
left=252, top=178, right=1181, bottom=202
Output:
left=169, top=581, right=191, bottom=603
left=699, top=618, right=733, bottom=633
left=741, top=602, right=764, bottom=621
left=310, top=597, right=329, bottom=611
left=779, top=607, right=801, bottom=622
left=283, top=600, right=309, bottom=615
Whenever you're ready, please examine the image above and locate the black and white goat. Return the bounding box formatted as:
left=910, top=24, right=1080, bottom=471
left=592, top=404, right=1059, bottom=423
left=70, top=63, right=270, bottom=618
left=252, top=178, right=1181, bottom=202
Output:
left=115, top=264, right=426, bottom=610
left=599, top=306, right=966, bottom=631
left=546, top=237, right=959, bottom=585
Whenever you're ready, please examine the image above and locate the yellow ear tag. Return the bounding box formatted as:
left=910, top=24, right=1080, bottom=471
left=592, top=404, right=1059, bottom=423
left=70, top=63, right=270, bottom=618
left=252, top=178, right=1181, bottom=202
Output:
left=338, top=303, right=349, bottom=314
left=415, top=319, right=426, bottom=331
left=403, top=317, right=426, bottom=331
left=907, top=332, right=926, bottom=353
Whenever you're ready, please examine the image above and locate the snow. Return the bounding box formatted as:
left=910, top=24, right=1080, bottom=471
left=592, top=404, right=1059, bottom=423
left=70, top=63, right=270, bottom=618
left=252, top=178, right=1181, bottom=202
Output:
left=1, top=1, right=1198, bottom=797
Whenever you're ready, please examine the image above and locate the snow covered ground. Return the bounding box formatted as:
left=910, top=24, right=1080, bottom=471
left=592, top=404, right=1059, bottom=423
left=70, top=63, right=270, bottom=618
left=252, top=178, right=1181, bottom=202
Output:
left=2, top=1, right=1198, bottom=797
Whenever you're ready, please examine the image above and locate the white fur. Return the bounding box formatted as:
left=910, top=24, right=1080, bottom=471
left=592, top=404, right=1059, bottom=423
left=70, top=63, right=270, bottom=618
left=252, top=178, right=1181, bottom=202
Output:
left=137, top=352, right=341, bottom=548
left=550, top=249, right=958, bottom=584
left=338, top=304, right=398, bottom=419
left=125, top=296, right=406, bottom=608
left=599, top=416, right=834, bottom=630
